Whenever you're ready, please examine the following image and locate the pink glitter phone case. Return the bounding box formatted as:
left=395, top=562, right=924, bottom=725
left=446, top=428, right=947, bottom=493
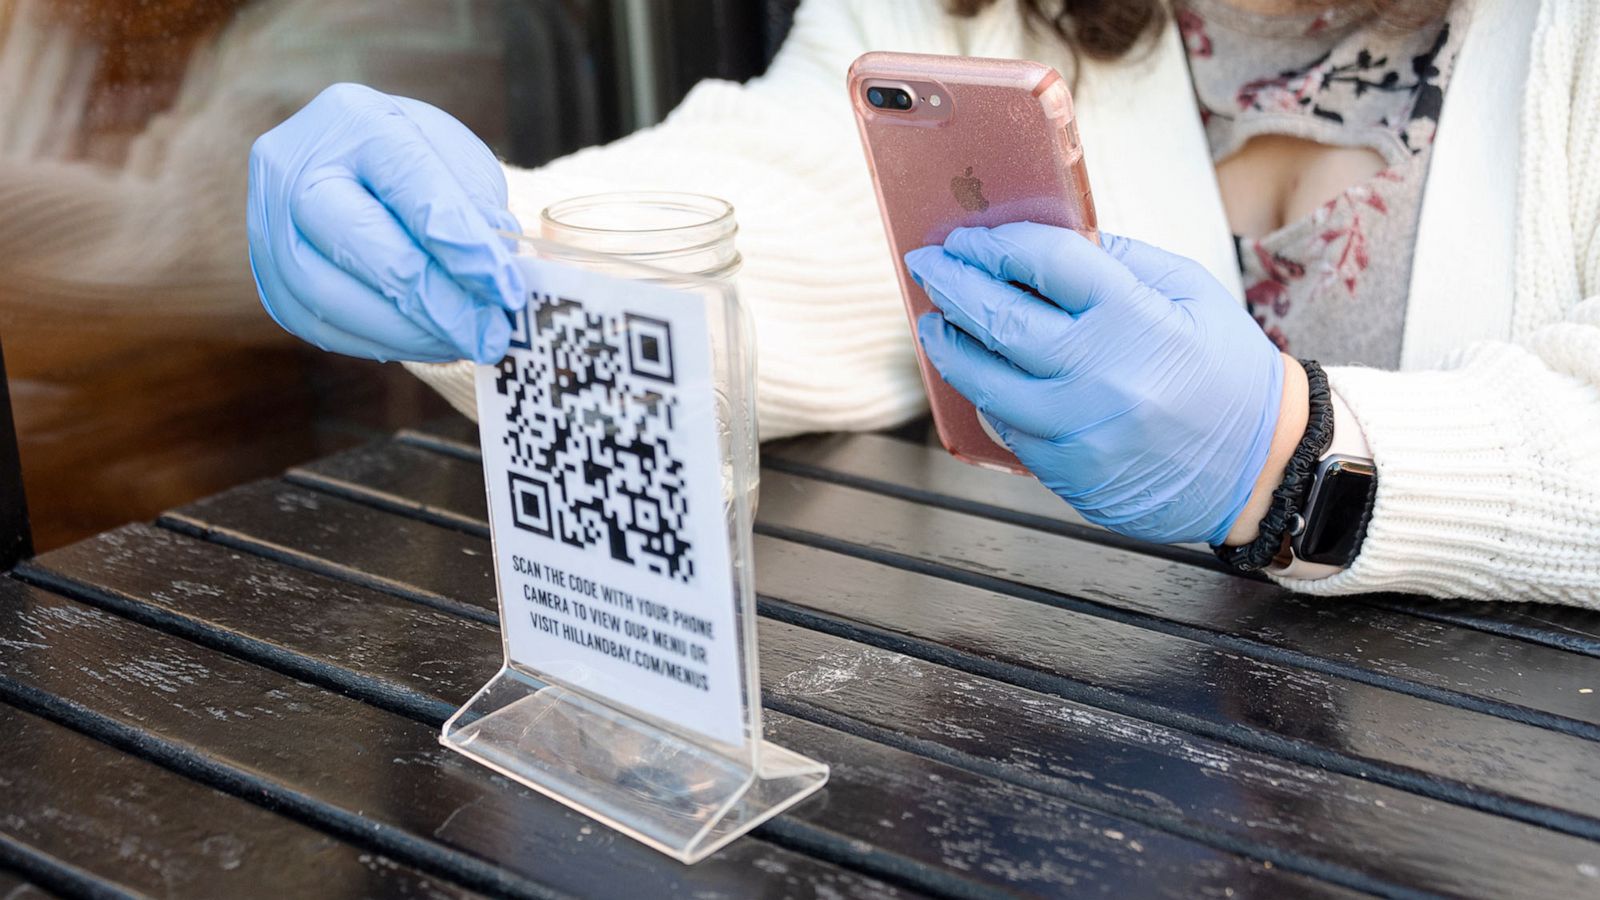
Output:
left=849, top=51, right=1098, bottom=474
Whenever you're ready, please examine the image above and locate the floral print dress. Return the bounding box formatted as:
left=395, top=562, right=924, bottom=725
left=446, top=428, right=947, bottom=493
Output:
left=1176, top=0, right=1465, bottom=367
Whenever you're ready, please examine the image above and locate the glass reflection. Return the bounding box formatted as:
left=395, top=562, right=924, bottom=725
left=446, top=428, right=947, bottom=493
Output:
left=0, top=0, right=574, bottom=547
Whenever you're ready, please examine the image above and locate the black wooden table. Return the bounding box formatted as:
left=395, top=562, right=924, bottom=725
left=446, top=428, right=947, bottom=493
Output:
left=5, top=417, right=1600, bottom=898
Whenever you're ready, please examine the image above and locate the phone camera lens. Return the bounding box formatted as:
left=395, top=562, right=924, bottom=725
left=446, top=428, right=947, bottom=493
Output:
left=866, top=86, right=914, bottom=111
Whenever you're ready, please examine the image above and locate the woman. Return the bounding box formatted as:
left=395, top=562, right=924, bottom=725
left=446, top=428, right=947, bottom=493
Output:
left=0, top=0, right=507, bottom=545
left=246, top=0, right=1600, bottom=604
left=1, top=0, right=510, bottom=335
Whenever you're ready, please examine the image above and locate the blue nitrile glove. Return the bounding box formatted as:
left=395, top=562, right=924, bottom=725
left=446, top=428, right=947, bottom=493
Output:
left=904, top=223, right=1285, bottom=546
left=247, top=83, right=526, bottom=364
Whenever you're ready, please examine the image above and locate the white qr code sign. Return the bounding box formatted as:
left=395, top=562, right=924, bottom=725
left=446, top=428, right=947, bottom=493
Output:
left=477, top=258, right=743, bottom=746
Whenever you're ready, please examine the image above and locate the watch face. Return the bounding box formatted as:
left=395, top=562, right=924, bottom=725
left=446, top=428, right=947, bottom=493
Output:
left=1299, top=459, right=1376, bottom=566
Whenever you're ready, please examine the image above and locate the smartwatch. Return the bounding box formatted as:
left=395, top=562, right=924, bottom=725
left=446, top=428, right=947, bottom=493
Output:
left=1270, top=388, right=1376, bottom=580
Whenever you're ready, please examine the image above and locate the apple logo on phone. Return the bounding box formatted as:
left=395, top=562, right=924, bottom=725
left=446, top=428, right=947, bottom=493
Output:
left=951, top=167, right=990, bottom=212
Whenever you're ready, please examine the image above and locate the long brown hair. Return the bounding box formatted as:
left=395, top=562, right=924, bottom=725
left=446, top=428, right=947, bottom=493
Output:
left=947, top=0, right=1454, bottom=63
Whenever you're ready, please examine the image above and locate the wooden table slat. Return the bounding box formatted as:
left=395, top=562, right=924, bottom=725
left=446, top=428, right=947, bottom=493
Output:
left=753, top=618, right=1600, bottom=900
left=147, top=418, right=1600, bottom=898
left=746, top=531, right=1600, bottom=808
left=766, top=432, right=1600, bottom=657
left=60, top=515, right=1600, bottom=897
left=767, top=434, right=1224, bottom=570
left=164, top=479, right=498, bottom=625
left=279, top=450, right=1600, bottom=836
left=402, top=414, right=1600, bottom=660
left=0, top=580, right=916, bottom=900
left=0, top=700, right=480, bottom=899
left=754, top=467, right=1600, bottom=734
left=292, top=442, right=492, bottom=539
left=24, top=524, right=1364, bottom=900
left=300, top=437, right=1600, bottom=742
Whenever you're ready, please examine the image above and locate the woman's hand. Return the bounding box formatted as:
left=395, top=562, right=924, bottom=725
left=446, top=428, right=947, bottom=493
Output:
left=247, top=83, right=525, bottom=364
left=905, top=223, right=1301, bottom=547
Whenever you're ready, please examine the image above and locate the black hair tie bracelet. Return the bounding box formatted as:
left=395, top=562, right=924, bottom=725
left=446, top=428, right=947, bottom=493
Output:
left=1213, top=359, right=1333, bottom=574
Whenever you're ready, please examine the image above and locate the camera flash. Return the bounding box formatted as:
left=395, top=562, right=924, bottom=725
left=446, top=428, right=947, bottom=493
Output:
left=929, top=94, right=942, bottom=107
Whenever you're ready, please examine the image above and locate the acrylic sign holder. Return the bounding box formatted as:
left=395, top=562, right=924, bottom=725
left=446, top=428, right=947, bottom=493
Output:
left=441, top=236, right=827, bottom=865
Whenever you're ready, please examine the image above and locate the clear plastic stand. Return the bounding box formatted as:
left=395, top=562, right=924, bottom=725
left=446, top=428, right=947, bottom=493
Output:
left=442, top=236, right=827, bottom=864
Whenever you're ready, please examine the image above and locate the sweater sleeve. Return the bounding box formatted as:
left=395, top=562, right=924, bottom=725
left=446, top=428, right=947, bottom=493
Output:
left=0, top=0, right=526, bottom=340
left=1274, top=5, right=1600, bottom=605
left=407, top=0, right=1005, bottom=439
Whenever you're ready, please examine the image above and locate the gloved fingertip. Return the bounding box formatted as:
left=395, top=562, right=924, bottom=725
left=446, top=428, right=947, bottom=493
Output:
left=474, top=334, right=509, bottom=365
left=491, top=215, right=524, bottom=257
left=474, top=306, right=512, bottom=362
left=493, top=209, right=522, bottom=235
left=903, top=246, right=945, bottom=285
left=1096, top=231, right=1130, bottom=257
left=501, top=264, right=529, bottom=311
left=915, top=312, right=951, bottom=360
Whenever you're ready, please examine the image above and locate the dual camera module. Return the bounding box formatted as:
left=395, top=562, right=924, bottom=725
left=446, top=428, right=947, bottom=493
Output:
left=865, top=86, right=914, bottom=111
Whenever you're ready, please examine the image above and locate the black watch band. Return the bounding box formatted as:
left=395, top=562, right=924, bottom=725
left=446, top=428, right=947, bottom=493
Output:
left=1214, top=359, right=1334, bottom=574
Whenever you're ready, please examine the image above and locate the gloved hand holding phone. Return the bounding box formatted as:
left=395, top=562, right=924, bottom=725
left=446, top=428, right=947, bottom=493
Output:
left=905, top=223, right=1291, bottom=547
left=247, top=83, right=525, bottom=364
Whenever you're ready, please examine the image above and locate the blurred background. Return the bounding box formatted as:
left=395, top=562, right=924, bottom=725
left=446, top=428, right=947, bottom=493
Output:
left=0, top=0, right=800, bottom=550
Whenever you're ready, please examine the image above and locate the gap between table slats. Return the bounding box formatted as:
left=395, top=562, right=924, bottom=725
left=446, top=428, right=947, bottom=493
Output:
left=409, top=415, right=1600, bottom=660
left=0, top=701, right=482, bottom=900
left=121, top=483, right=1600, bottom=890
left=389, top=425, right=1600, bottom=737
left=762, top=432, right=1600, bottom=659
left=234, top=461, right=1600, bottom=845
left=291, top=438, right=1600, bottom=746
left=26, top=526, right=1492, bottom=899
left=0, top=578, right=923, bottom=900
left=7, top=558, right=1357, bottom=900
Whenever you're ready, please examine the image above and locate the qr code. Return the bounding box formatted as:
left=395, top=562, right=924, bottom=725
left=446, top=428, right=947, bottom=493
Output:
left=495, top=293, right=694, bottom=582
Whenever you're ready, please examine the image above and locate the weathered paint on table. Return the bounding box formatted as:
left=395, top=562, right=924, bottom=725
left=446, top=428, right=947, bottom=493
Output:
left=4, top=416, right=1600, bottom=898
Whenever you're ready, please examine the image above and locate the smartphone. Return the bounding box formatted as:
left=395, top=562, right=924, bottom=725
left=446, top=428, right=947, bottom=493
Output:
left=848, top=51, right=1098, bottom=474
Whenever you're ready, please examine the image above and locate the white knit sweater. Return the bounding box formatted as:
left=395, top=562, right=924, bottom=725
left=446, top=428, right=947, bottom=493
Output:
left=409, top=0, right=1600, bottom=605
